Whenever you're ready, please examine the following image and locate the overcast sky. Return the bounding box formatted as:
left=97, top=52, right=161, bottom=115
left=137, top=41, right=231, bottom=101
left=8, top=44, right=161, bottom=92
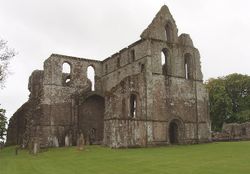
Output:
left=0, top=0, right=250, bottom=120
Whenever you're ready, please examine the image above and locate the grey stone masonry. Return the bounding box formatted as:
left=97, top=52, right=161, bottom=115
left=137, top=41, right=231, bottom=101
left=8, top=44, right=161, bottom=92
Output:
left=7, top=5, right=211, bottom=148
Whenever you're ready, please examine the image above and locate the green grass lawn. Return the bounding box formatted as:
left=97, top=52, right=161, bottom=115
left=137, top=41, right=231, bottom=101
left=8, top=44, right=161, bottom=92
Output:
left=0, top=141, right=250, bottom=174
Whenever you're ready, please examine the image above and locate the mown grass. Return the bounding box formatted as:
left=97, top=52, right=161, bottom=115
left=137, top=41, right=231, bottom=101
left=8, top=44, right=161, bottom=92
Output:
left=0, top=141, right=250, bottom=174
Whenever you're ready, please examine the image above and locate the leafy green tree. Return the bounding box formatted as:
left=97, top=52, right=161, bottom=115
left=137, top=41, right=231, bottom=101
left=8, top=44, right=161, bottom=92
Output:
left=206, top=73, right=250, bottom=131
left=0, top=108, right=7, bottom=143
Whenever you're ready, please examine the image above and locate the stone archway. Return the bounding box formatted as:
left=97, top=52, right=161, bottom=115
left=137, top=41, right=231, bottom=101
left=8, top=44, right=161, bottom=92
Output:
left=168, top=119, right=183, bottom=144
left=78, top=94, right=105, bottom=145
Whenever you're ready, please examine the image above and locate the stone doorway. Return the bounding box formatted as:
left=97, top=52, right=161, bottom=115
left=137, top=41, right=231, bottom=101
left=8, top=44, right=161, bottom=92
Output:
left=169, top=120, right=180, bottom=144
left=78, top=94, right=105, bottom=145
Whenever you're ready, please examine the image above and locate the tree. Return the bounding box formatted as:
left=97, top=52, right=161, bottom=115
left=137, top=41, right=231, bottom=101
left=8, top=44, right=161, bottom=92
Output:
left=206, top=73, right=250, bottom=131
left=0, top=39, right=16, bottom=144
left=0, top=108, right=7, bottom=143
left=0, top=39, right=16, bottom=88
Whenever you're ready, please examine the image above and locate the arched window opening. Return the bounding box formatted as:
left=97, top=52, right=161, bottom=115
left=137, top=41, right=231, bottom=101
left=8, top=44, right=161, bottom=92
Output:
left=130, top=94, right=137, bottom=118
left=87, top=66, right=95, bottom=91
left=165, top=22, right=173, bottom=42
left=161, top=48, right=168, bottom=75
left=62, top=62, right=71, bottom=74
left=130, top=49, right=135, bottom=62
left=184, top=53, right=192, bottom=80
left=62, top=62, right=72, bottom=85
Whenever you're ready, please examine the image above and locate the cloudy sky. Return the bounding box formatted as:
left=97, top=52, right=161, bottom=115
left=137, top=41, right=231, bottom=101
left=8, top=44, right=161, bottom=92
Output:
left=0, top=0, right=250, bottom=120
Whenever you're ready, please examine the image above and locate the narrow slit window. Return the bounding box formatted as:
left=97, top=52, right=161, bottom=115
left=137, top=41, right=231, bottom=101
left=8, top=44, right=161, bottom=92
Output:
left=161, top=48, right=168, bottom=75
left=105, top=64, right=108, bottom=74
left=87, top=66, right=95, bottom=91
left=185, top=62, right=188, bottom=79
left=117, top=57, right=120, bottom=68
left=130, top=49, right=135, bottom=62
left=130, top=94, right=137, bottom=118
left=184, top=53, right=192, bottom=80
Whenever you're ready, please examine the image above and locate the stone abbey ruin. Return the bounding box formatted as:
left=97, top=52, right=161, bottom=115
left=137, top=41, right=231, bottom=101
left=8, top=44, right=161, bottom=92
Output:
left=7, top=5, right=211, bottom=148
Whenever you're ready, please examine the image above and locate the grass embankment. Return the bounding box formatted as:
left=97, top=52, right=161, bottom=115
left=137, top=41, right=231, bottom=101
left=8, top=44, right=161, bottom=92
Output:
left=0, top=141, right=250, bottom=174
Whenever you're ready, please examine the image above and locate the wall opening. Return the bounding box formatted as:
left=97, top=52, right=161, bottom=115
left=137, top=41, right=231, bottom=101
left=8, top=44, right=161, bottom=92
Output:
left=130, top=49, right=135, bottom=62
left=62, top=62, right=71, bottom=85
left=165, top=22, right=173, bottom=42
left=141, top=63, right=145, bottom=72
left=62, top=62, right=71, bottom=74
left=105, top=64, right=108, bottom=74
left=65, top=76, right=71, bottom=84
left=184, top=53, right=192, bottom=80
left=161, top=48, right=168, bottom=75
left=122, top=98, right=126, bottom=118
left=87, top=66, right=95, bottom=91
left=117, top=57, right=120, bottom=68
left=169, top=121, right=179, bottom=144
left=78, top=95, right=105, bottom=145
left=130, top=94, right=137, bottom=118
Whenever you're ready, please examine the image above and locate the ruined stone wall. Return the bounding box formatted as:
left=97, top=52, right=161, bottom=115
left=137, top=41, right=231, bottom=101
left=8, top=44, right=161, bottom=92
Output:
left=212, top=122, right=250, bottom=141
left=6, top=70, right=44, bottom=146
left=102, top=40, right=149, bottom=91
left=7, top=5, right=211, bottom=148
left=78, top=95, right=105, bottom=145
left=103, top=74, right=147, bottom=147
left=6, top=102, right=28, bottom=145
left=148, top=38, right=210, bottom=144
left=38, top=54, right=103, bottom=147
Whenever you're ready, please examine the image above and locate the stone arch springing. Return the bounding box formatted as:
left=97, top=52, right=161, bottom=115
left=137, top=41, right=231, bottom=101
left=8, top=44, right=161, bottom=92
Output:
left=130, top=94, right=137, bottom=118
left=165, top=21, right=174, bottom=42
left=184, top=53, right=193, bottom=80
left=87, top=65, right=95, bottom=91
left=161, top=48, right=169, bottom=75
left=62, top=62, right=72, bottom=85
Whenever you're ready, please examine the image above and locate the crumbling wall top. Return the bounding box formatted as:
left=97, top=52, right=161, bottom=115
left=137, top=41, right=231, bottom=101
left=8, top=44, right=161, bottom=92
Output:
left=140, top=5, right=178, bottom=43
